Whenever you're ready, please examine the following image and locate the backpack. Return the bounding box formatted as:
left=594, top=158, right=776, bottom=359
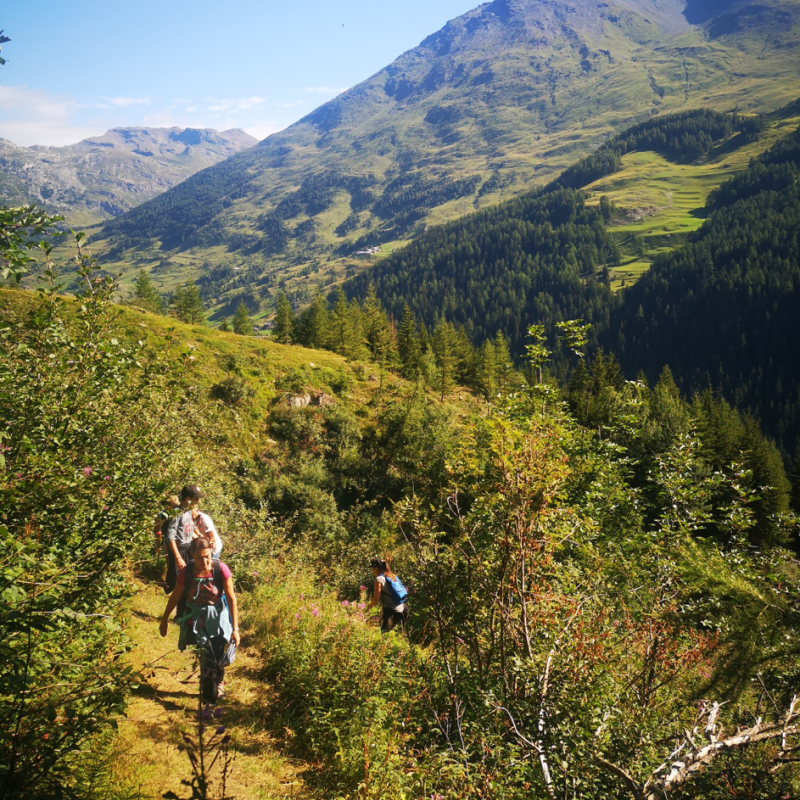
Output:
left=381, top=574, right=408, bottom=605
left=177, top=561, right=225, bottom=620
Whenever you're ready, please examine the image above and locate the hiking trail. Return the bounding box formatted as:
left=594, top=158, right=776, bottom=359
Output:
left=109, top=581, right=309, bottom=799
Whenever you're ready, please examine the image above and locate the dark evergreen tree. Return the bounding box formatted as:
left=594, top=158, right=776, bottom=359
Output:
left=397, top=303, right=422, bottom=379
left=233, top=301, right=254, bottom=336
left=432, top=321, right=458, bottom=401
left=133, top=269, right=163, bottom=313
left=273, top=291, right=295, bottom=344
left=170, top=281, right=205, bottom=325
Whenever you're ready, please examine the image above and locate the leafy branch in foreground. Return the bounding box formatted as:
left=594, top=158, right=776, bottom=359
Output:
left=0, top=235, right=193, bottom=798
left=0, top=206, right=63, bottom=283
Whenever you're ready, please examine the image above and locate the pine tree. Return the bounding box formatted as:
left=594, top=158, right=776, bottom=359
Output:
left=398, top=304, right=422, bottom=379
left=219, top=318, right=231, bottom=332
left=233, top=301, right=254, bottom=336
left=170, top=281, right=205, bottom=325
left=297, top=292, right=329, bottom=349
left=476, top=339, right=497, bottom=399
left=133, top=269, right=163, bottom=313
left=494, top=331, right=513, bottom=392
left=362, top=285, right=393, bottom=361
left=790, top=446, right=800, bottom=514
left=432, top=321, right=457, bottom=401
left=273, top=292, right=294, bottom=344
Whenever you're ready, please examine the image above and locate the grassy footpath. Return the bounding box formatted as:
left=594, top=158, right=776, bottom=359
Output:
left=106, top=580, right=309, bottom=799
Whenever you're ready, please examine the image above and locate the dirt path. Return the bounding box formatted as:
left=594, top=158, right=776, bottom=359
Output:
left=108, top=581, right=308, bottom=800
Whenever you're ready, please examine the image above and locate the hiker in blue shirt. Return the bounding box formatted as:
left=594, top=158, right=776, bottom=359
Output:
left=367, top=558, right=409, bottom=633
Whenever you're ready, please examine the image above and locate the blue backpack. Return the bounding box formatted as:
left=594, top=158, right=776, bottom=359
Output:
left=382, top=574, right=408, bottom=604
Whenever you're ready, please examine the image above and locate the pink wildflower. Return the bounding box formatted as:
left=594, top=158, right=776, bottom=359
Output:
left=312, top=608, right=319, bottom=617
left=83, top=467, right=92, bottom=477
left=358, top=603, right=365, bottom=610
left=341, top=600, right=349, bottom=607
left=359, top=585, right=367, bottom=592
left=295, top=613, right=301, bottom=620
left=299, top=594, right=304, bottom=600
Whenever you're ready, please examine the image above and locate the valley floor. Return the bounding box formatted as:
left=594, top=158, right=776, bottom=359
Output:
left=107, top=580, right=309, bottom=800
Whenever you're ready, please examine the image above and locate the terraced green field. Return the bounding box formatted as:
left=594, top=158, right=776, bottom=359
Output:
left=584, top=114, right=800, bottom=291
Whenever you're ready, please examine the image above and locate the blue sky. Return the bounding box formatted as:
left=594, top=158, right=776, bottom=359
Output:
left=0, top=0, right=480, bottom=147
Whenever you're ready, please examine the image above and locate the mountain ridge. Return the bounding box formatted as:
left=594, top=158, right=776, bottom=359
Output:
left=91, top=0, right=800, bottom=316
left=0, top=126, right=257, bottom=226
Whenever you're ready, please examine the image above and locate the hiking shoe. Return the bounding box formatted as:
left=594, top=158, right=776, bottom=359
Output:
left=217, top=683, right=225, bottom=701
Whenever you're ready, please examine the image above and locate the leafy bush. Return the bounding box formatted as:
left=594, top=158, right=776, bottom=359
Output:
left=0, top=240, right=192, bottom=797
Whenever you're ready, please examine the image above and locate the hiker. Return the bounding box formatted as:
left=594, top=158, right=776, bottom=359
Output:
left=163, top=484, right=203, bottom=594
left=159, top=536, right=241, bottom=703
left=153, top=495, right=180, bottom=557
left=367, top=557, right=409, bottom=633
left=193, top=506, right=223, bottom=559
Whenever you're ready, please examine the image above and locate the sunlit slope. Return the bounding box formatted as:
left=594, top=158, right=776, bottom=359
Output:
left=88, top=0, right=800, bottom=320
left=584, top=113, right=800, bottom=289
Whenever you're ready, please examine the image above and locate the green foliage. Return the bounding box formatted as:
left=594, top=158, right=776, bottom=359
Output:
left=132, top=268, right=163, bottom=313
left=272, top=291, right=294, bottom=343
left=231, top=300, right=253, bottom=336
left=0, top=243, right=191, bottom=797
left=0, top=206, right=63, bottom=283
left=170, top=281, right=206, bottom=325
left=255, top=575, right=430, bottom=798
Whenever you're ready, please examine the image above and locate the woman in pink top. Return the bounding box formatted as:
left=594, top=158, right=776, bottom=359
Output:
left=160, top=537, right=240, bottom=702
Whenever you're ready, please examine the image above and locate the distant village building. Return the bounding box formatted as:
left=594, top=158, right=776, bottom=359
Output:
left=355, top=246, right=382, bottom=257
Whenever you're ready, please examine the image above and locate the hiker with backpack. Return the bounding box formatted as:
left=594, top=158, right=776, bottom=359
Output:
left=367, top=558, right=409, bottom=633
left=153, top=494, right=180, bottom=558
left=159, top=536, right=241, bottom=703
left=163, top=484, right=203, bottom=594
left=193, top=506, right=223, bottom=559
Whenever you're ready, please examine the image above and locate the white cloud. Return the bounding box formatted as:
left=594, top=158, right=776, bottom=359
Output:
left=103, top=96, right=150, bottom=107
left=243, top=121, right=285, bottom=141
left=206, top=96, right=266, bottom=113
left=0, top=84, right=104, bottom=146
left=305, top=86, right=349, bottom=95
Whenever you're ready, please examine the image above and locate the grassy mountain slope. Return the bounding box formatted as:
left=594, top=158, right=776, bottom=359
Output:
left=604, top=118, right=800, bottom=456
left=0, top=127, right=256, bottom=227
left=89, top=0, right=800, bottom=319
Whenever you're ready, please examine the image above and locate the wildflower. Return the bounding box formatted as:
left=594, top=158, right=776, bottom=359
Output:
left=359, top=585, right=367, bottom=592
left=214, top=707, right=224, bottom=719
left=312, top=608, right=319, bottom=617
left=252, top=570, right=259, bottom=577
left=295, top=613, right=301, bottom=620
left=15, top=473, right=21, bottom=479
left=358, top=603, right=365, bottom=610
left=215, top=725, right=226, bottom=735
left=104, top=475, right=111, bottom=481
left=83, top=467, right=92, bottom=477
left=341, top=600, right=349, bottom=607
left=299, top=593, right=304, bottom=600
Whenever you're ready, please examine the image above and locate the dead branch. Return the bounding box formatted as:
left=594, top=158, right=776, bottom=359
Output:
left=595, top=696, right=800, bottom=800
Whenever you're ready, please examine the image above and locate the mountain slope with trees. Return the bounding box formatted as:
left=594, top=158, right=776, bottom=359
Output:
left=90, top=0, right=800, bottom=318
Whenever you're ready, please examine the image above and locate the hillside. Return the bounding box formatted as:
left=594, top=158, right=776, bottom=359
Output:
left=0, top=127, right=256, bottom=227
left=90, top=0, right=800, bottom=319
left=336, top=105, right=800, bottom=454
left=4, top=264, right=800, bottom=799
